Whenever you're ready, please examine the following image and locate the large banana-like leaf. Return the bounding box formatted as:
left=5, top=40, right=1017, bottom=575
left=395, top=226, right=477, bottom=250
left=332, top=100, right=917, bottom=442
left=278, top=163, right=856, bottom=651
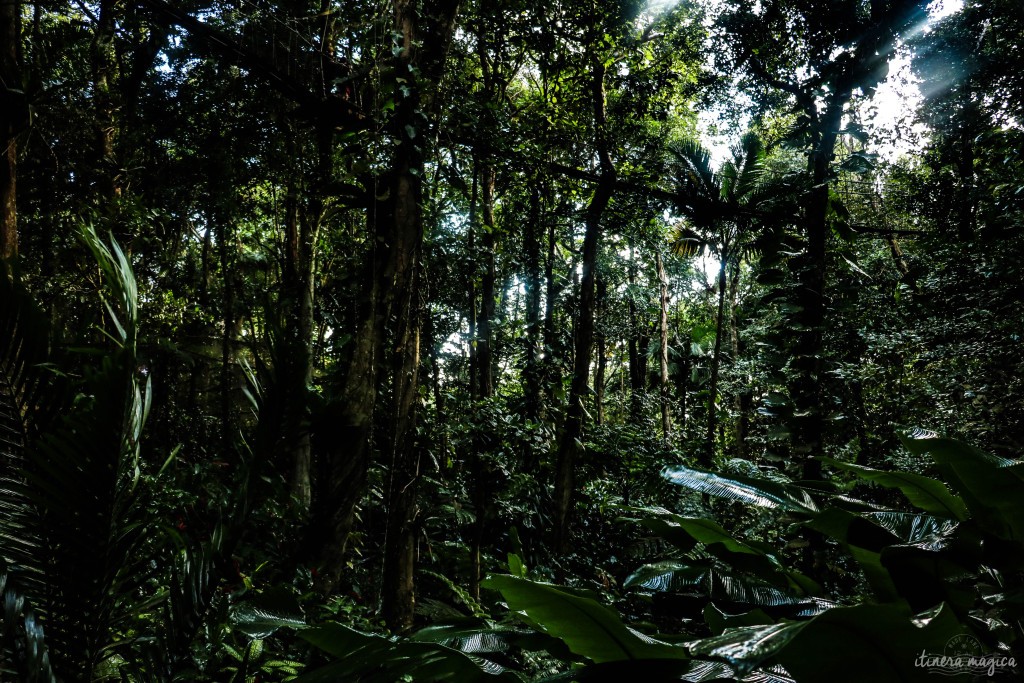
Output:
left=804, top=506, right=963, bottom=606
left=688, top=602, right=966, bottom=682
left=802, top=508, right=903, bottom=601
left=482, top=574, right=688, bottom=664
left=901, top=432, right=1024, bottom=540
left=632, top=511, right=796, bottom=588
left=624, top=562, right=834, bottom=618
left=535, top=658, right=795, bottom=682
left=296, top=622, right=519, bottom=682
left=821, top=457, right=968, bottom=520
left=661, top=465, right=819, bottom=513
left=864, top=512, right=959, bottom=549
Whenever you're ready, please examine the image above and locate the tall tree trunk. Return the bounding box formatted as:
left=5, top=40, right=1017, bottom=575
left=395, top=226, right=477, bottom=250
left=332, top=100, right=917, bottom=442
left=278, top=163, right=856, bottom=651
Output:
left=310, top=1, right=459, bottom=608
left=552, top=56, right=615, bottom=553
left=594, top=275, right=607, bottom=425
left=477, top=163, right=497, bottom=399
left=543, top=213, right=560, bottom=402
left=729, top=258, right=748, bottom=459
left=626, top=242, right=644, bottom=420
left=656, top=251, right=671, bottom=441
left=467, top=155, right=498, bottom=600
left=705, top=255, right=727, bottom=465
left=380, top=0, right=460, bottom=631
left=92, top=0, right=123, bottom=200
left=213, top=203, right=236, bottom=451
left=790, top=96, right=845, bottom=480
left=309, top=192, right=384, bottom=594
left=467, top=168, right=479, bottom=398
left=0, top=0, right=19, bottom=260
left=523, top=183, right=544, bottom=421
left=286, top=10, right=337, bottom=511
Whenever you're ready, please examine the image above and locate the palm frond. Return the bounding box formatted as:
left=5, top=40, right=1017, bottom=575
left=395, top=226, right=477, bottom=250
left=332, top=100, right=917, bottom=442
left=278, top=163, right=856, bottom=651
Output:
left=662, top=465, right=819, bottom=513
left=670, top=225, right=707, bottom=258
left=0, top=559, right=56, bottom=683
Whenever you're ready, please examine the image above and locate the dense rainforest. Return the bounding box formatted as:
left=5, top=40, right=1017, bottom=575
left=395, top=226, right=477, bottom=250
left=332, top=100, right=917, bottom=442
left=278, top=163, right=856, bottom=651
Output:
left=1, top=0, right=1023, bottom=680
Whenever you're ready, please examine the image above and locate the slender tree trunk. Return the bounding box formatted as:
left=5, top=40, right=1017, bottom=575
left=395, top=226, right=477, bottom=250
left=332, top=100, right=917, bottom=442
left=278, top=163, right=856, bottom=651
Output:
left=729, top=259, right=748, bottom=459
left=478, top=164, right=496, bottom=399
left=552, top=56, right=615, bottom=553
left=705, top=255, right=727, bottom=465
left=594, top=275, right=607, bottom=425
left=523, top=183, right=544, bottom=421
left=543, top=214, right=560, bottom=401
left=0, top=0, right=19, bottom=260
left=214, top=204, right=236, bottom=451
left=656, top=251, right=671, bottom=441
left=626, top=243, right=644, bottom=420
left=309, top=193, right=384, bottom=594
left=286, top=11, right=337, bottom=511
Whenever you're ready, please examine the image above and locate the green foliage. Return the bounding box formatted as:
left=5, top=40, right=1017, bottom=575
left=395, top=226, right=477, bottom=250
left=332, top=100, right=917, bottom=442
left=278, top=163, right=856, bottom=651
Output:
left=482, top=574, right=687, bottom=664
left=296, top=622, right=519, bottom=682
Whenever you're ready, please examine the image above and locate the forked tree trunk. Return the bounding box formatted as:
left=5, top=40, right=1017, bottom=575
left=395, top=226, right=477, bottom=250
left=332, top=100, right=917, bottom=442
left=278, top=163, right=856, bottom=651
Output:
left=310, top=2, right=460, bottom=616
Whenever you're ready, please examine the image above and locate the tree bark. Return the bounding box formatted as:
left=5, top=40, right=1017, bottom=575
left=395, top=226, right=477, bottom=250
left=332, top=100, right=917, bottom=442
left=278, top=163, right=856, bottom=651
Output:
left=380, top=0, right=461, bottom=632
left=0, top=0, right=19, bottom=260
left=790, top=96, right=845, bottom=480
left=92, top=0, right=123, bottom=200
left=309, top=1, right=460, bottom=614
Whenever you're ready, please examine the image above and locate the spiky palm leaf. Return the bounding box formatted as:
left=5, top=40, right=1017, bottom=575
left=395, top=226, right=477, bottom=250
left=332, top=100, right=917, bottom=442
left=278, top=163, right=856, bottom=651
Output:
left=0, top=228, right=183, bottom=680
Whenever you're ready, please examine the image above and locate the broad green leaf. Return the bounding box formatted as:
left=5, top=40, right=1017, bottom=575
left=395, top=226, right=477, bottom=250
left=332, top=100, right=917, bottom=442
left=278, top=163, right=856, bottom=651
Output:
left=661, top=466, right=819, bottom=513
left=624, top=562, right=834, bottom=617
left=821, top=458, right=968, bottom=520
left=901, top=433, right=1024, bottom=540
left=689, top=602, right=967, bottom=681
left=624, top=560, right=709, bottom=592
left=481, top=574, right=687, bottom=663
left=689, top=622, right=803, bottom=674
left=298, top=622, right=516, bottom=682
left=507, top=553, right=527, bottom=578
left=704, top=604, right=775, bottom=636
left=863, top=512, right=959, bottom=548
left=637, top=513, right=787, bottom=584
left=803, top=508, right=901, bottom=601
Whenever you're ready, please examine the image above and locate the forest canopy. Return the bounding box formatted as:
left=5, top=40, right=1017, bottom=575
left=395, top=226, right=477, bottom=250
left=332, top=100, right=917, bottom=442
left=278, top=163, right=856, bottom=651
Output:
left=1, top=0, right=1023, bottom=680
